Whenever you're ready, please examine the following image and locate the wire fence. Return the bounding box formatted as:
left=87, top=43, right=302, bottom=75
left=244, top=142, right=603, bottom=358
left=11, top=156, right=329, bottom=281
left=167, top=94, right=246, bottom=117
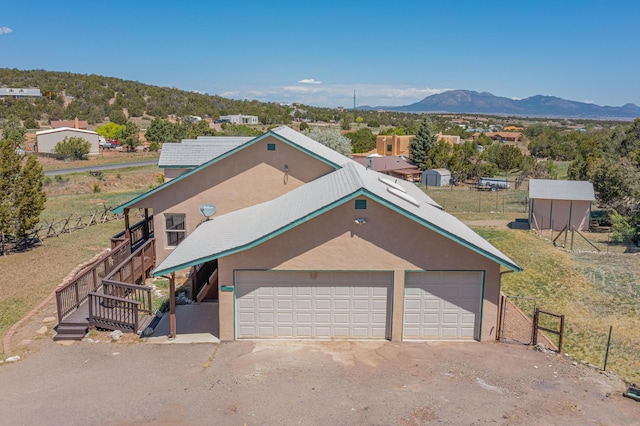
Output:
left=425, top=186, right=529, bottom=214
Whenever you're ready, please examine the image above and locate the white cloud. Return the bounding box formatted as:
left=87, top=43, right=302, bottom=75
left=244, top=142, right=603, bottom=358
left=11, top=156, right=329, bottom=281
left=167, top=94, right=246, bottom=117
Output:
left=583, top=99, right=594, bottom=104
left=298, top=78, right=322, bottom=85
left=215, top=82, right=451, bottom=108
left=0, top=27, right=12, bottom=35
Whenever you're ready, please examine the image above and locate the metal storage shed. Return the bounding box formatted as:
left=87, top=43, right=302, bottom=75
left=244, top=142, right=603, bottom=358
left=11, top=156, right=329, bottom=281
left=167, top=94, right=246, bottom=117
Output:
left=528, top=179, right=595, bottom=231
left=422, top=169, right=451, bottom=187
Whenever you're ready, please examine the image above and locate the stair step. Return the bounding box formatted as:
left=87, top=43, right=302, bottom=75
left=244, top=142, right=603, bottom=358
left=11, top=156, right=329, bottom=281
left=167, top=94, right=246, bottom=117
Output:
left=56, top=325, right=88, bottom=335
left=53, top=332, right=85, bottom=341
left=58, top=321, right=88, bottom=327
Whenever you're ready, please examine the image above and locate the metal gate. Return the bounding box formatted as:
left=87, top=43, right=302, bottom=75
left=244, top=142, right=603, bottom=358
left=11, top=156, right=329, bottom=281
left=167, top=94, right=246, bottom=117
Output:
left=499, top=295, right=536, bottom=345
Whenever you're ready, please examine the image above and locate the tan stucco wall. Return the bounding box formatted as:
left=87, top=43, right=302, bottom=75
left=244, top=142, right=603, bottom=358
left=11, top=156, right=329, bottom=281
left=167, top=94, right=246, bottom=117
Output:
left=375, top=135, right=415, bottom=156
left=217, top=197, right=502, bottom=342
left=36, top=130, right=99, bottom=155
left=132, top=135, right=336, bottom=262
left=530, top=199, right=591, bottom=231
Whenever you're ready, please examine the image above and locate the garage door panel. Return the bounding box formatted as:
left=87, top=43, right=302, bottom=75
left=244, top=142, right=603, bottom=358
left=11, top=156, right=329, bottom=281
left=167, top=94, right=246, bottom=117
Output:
left=236, top=271, right=391, bottom=339
left=404, top=272, right=482, bottom=340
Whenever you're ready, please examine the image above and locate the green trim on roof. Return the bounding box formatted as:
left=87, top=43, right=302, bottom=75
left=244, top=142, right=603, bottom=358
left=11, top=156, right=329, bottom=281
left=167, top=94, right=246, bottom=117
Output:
left=152, top=191, right=365, bottom=276
left=113, top=129, right=342, bottom=214
left=153, top=188, right=521, bottom=277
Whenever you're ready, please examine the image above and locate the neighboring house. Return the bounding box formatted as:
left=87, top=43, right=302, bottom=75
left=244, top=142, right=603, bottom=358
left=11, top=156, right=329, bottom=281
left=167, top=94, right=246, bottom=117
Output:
left=158, top=136, right=253, bottom=180
left=436, top=134, right=461, bottom=145
left=422, top=169, right=452, bottom=187
left=529, top=179, right=595, bottom=231
left=114, top=126, right=521, bottom=343
left=35, top=127, right=99, bottom=155
left=219, top=114, right=259, bottom=125
left=352, top=155, right=421, bottom=182
left=0, top=87, right=41, bottom=98
left=481, top=132, right=523, bottom=143
left=374, top=134, right=414, bottom=157
left=50, top=117, right=89, bottom=130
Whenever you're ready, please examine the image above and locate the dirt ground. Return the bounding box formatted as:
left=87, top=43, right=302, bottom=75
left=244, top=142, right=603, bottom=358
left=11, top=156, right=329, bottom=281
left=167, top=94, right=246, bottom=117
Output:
left=1, top=333, right=639, bottom=425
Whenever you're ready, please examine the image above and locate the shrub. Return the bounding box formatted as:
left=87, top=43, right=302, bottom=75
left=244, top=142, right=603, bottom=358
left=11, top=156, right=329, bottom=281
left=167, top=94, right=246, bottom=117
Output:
left=148, top=141, right=160, bottom=152
left=54, top=136, right=91, bottom=160
left=92, top=183, right=101, bottom=193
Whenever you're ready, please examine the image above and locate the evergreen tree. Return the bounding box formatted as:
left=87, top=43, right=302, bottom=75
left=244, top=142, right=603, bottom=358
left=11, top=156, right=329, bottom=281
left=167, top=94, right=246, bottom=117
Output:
left=0, top=115, right=27, bottom=145
left=14, top=155, right=46, bottom=238
left=0, top=139, right=22, bottom=238
left=409, top=117, right=437, bottom=170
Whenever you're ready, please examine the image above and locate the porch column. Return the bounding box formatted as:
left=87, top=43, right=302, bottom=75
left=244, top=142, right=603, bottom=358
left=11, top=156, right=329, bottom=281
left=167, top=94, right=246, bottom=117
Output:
left=124, top=208, right=131, bottom=240
left=169, top=272, right=176, bottom=338
left=143, top=208, right=150, bottom=241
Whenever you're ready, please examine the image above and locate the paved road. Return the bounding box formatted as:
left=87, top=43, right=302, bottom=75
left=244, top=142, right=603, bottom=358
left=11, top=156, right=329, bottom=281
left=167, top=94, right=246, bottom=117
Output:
left=44, top=160, right=158, bottom=176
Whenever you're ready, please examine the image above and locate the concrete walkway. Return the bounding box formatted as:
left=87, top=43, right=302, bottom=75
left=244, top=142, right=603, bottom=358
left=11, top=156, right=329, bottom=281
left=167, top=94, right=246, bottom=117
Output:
left=145, top=301, right=219, bottom=344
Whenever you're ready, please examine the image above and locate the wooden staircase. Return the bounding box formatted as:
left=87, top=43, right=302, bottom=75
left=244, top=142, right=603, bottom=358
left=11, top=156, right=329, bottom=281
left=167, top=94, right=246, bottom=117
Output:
left=54, top=236, right=156, bottom=341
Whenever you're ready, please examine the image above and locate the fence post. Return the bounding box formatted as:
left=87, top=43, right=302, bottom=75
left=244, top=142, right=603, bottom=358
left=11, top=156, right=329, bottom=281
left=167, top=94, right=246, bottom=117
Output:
left=532, top=307, right=539, bottom=346
left=603, top=325, right=613, bottom=371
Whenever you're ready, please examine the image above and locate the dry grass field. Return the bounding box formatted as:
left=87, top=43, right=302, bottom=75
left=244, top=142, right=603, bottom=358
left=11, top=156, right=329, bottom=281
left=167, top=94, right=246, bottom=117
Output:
left=38, top=150, right=159, bottom=171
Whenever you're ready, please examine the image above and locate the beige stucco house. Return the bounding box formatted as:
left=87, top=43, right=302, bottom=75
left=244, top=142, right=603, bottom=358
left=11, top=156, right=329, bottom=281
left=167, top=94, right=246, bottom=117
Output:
left=35, top=127, right=100, bottom=155
left=114, top=126, right=521, bottom=343
left=529, top=179, right=595, bottom=231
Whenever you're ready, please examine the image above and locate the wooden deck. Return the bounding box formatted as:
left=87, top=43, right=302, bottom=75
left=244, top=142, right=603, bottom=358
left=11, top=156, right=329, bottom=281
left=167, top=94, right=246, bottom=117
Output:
left=54, top=236, right=156, bottom=341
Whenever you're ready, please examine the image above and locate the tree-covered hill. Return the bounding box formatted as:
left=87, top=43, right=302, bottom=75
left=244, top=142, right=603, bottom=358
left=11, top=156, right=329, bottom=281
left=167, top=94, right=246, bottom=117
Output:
left=0, top=68, right=294, bottom=125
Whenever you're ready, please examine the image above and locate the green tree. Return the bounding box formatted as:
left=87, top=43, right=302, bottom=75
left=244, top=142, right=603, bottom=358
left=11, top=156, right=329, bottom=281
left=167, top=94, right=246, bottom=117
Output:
left=303, top=128, right=352, bottom=157
left=494, top=144, right=524, bottom=172
left=299, top=122, right=310, bottom=132
left=54, top=136, right=91, bottom=160
left=0, top=139, right=46, bottom=244
left=345, top=128, right=376, bottom=153
left=121, top=121, right=141, bottom=149
left=409, top=117, right=437, bottom=170
left=95, top=122, right=125, bottom=140
left=0, top=115, right=27, bottom=145
left=14, top=156, right=46, bottom=238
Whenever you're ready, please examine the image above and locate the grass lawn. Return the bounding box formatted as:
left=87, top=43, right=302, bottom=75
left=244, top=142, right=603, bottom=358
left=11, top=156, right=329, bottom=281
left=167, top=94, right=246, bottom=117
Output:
left=0, top=220, right=124, bottom=357
left=475, top=227, right=640, bottom=384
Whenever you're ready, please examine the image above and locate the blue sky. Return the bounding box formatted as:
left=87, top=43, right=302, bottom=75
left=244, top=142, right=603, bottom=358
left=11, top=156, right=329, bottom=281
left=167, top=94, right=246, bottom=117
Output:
left=1, top=0, right=639, bottom=108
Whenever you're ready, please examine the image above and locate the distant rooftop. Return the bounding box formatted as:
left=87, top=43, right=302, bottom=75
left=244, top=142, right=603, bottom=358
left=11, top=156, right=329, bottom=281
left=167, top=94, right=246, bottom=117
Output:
left=529, top=179, right=595, bottom=201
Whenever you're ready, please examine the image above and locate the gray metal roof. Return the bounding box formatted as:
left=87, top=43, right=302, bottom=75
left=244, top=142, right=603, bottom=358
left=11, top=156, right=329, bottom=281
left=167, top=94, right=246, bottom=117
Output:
left=270, top=125, right=353, bottom=168
left=153, top=162, right=521, bottom=276
left=529, top=179, right=595, bottom=201
left=158, top=138, right=251, bottom=168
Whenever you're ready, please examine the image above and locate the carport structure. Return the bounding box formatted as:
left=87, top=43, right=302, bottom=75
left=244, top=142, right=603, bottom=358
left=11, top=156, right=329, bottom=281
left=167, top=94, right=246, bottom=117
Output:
left=153, top=162, right=521, bottom=342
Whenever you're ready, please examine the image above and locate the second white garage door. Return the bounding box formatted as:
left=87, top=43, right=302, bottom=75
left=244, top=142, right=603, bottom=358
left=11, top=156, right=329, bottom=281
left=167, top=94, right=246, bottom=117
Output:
left=403, top=271, right=483, bottom=340
left=235, top=271, right=392, bottom=339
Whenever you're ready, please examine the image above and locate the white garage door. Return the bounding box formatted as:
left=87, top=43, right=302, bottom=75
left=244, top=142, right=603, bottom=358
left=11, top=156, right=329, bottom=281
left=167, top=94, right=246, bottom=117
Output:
left=236, top=271, right=391, bottom=339
left=403, top=271, right=483, bottom=340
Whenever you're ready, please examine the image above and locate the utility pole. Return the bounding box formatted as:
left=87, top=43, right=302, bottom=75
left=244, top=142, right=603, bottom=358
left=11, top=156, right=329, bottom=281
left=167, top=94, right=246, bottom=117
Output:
left=353, top=90, right=356, bottom=110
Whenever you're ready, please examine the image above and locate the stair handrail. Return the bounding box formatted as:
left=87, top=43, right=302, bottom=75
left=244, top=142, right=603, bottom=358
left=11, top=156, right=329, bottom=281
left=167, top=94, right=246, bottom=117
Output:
left=55, top=238, right=131, bottom=323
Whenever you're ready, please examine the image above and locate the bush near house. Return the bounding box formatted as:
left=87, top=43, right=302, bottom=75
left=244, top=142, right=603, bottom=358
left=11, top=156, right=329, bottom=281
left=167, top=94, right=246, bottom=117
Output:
left=54, top=136, right=91, bottom=160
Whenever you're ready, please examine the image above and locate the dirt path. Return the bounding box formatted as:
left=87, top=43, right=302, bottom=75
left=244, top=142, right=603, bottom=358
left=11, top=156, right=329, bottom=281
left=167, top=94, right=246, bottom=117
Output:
left=0, top=336, right=638, bottom=425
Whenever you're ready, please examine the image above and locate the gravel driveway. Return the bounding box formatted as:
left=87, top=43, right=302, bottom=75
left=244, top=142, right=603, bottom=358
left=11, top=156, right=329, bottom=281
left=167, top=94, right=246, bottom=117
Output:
left=0, top=337, right=638, bottom=425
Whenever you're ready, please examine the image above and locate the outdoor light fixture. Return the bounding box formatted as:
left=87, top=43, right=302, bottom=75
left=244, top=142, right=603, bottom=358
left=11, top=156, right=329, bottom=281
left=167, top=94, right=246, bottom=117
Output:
left=354, top=218, right=367, bottom=225
left=284, top=164, right=289, bottom=173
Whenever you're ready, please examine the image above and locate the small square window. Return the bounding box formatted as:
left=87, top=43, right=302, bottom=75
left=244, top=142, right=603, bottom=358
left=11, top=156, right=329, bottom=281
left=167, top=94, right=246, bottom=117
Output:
left=386, top=144, right=392, bottom=152
left=267, top=143, right=276, bottom=151
left=355, top=199, right=367, bottom=210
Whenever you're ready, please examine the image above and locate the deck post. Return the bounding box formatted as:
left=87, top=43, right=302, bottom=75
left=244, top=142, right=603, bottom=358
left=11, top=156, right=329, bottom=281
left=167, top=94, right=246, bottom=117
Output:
left=124, top=208, right=131, bottom=241
left=169, top=272, right=176, bottom=338
left=143, top=208, right=150, bottom=241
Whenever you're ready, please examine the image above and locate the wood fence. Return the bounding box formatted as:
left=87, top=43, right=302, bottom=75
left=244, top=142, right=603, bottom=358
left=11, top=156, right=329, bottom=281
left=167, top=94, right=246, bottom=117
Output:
left=0, top=206, right=146, bottom=256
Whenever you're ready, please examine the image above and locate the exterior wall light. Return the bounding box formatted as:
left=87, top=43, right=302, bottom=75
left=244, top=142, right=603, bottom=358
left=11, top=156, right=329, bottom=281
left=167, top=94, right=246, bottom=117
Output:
left=354, top=218, right=367, bottom=225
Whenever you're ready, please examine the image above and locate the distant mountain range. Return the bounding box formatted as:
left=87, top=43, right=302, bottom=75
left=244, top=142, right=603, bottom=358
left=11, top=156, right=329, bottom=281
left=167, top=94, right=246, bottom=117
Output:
left=368, top=90, right=640, bottom=119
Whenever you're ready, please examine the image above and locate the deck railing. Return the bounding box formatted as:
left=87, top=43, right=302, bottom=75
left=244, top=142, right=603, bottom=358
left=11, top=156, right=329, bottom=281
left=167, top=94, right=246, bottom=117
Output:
left=104, top=238, right=155, bottom=284
left=102, top=280, right=153, bottom=316
left=88, top=292, right=142, bottom=333
left=55, top=238, right=131, bottom=323
left=111, top=214, right=154, bottom=249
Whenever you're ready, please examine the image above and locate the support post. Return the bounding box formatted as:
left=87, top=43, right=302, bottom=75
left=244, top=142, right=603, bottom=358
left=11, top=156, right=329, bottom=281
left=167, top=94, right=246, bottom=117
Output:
left=169, top=272, right=176, bottom=338
left=124, top=208, right=131, bottom=241
left=143, top=208, right=150, bottom=241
